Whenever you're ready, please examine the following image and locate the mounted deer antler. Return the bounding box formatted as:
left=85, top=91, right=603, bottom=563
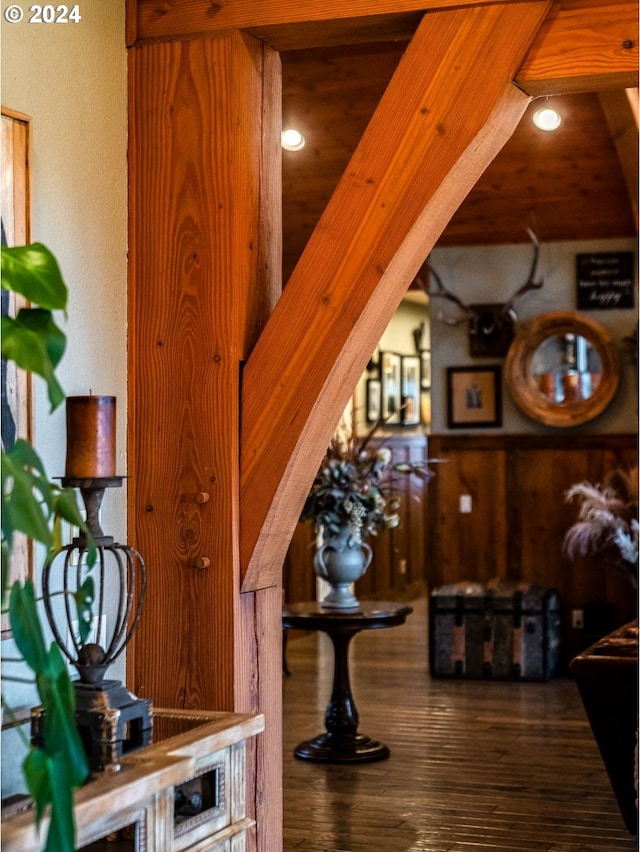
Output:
left=414, top=229, right=543, bottom=356
left=501, top=228, right=543, bottom=320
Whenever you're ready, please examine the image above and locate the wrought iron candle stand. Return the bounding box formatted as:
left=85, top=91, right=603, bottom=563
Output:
left=33, top=476, right=152, bottom=773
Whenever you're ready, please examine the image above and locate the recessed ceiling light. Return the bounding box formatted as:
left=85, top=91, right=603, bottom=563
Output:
left=532, top=107, right=562, bottom=132
left=281, top=129, right=306, bottom=151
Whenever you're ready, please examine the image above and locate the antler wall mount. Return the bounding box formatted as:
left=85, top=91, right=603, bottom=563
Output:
left=415, top=230, right=544, bottom=357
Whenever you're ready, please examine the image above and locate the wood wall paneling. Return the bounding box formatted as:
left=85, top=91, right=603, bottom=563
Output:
left=427, top=434, right=638, bottom=667
left=433, top=447, right=509, bottom=586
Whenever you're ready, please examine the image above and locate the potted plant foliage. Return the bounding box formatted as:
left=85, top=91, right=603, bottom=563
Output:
left=300, top=415, right=434, bottom=609
left=2, top=242, right=95, bottom=850
left=563, top=467, right=638, bottom=589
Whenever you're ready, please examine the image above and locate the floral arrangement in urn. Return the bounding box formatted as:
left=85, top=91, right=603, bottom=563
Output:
left=301, top=416, right=434, bottom=546
left=563, top=467, right=638, bottom=588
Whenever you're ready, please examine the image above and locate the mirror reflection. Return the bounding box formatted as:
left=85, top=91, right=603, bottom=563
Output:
left=505, top=311, right=620, bottom=428
left=533, top=333, right=603, bottom=404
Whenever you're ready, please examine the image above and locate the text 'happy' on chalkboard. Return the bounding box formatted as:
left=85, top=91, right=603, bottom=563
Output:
left=576, top=252, right=635, bottom=310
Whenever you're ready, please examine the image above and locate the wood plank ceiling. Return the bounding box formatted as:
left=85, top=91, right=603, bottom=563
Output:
left=281, top=41, right=637, bottom=283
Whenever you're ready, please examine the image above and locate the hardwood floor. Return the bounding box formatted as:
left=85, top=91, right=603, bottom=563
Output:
left=282, top=597, right=636, bottom=851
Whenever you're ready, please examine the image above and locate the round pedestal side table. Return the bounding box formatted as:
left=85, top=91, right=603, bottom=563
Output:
left=282, top=600, right=413, bottom=763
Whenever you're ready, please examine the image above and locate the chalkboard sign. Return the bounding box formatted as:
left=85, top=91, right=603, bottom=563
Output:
left=576, top=252, right=635, bottom=310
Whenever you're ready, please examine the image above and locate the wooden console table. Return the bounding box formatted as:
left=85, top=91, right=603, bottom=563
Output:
left=282, top=601, right=412, bottom=763
left=1, top=709, right=264, bottom=851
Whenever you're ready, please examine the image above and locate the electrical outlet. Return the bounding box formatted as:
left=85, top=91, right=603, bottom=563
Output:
left=459, top=494, right=472, bottom=514
left=398, top=559, right=407, bottom=575
left=571, top=609, right=584, bottom=630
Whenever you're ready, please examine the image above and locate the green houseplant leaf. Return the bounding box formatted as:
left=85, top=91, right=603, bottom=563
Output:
left=2, top=443, right=55, bottom=549
left=23, top=747, right=77, bottom=852
left=9, top=581, right=90, bottom=808
left=8, top=581, right=50, bottom=674
left=9, top=567, right=89, bottom=847
left=2, top=310, right=66, bottom=411
left=37, top=643, right=88, bottom=787
left=1, top=243, right=68, bottom=311
left=23, top=746, right=53, bottom=825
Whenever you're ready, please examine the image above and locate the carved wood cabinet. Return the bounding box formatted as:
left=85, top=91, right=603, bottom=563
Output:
left=2, top=710, right=264, bottom=852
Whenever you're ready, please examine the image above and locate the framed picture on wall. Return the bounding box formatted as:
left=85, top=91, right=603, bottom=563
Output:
left=381, top=351, right=402, bottom=424
left=446, top=366, right=502, bottom=428
left=420, top=350, right=431, bottom=389
left=401, top=355, right=421, bottom=425
left=1, top=107, right=33, bottom=635
left=366, top=378, right=382, bottom=423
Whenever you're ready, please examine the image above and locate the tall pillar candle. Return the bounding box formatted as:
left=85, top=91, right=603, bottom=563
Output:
left=65, top=396, right=116, bottom=478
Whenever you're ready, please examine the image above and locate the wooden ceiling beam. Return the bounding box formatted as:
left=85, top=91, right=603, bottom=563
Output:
left=516, top=0, right=638, bottom=94
left=239, top=2, right=552, bottom=591
left=131, top=0, right=506, bottom=45
left=130, top=0, right=639, bottom=87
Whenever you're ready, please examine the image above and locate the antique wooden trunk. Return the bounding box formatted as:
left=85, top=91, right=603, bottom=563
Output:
left=429, top=579, right=561, bottom=680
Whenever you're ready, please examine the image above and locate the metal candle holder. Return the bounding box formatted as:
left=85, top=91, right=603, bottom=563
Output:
left=36, top=476, right=152, bottom=771
left=42, top=476, right=146, bottom=684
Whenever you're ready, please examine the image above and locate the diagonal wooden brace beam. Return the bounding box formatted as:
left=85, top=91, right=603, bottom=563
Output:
left=240, top=2, right=552, bottom=591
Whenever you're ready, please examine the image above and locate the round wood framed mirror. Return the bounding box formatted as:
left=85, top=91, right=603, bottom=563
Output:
left=505, top=311, right=621, bottom=427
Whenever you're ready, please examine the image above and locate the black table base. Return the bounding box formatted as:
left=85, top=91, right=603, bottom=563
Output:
left=283, top=601, right=412, bottom=764
left=294, top=732, right=390, bottom=763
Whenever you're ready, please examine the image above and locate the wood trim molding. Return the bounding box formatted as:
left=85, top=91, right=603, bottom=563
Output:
left=428, top=432, right=637, bottom=452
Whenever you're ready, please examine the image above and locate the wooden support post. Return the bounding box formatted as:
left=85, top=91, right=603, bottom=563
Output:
left=128, top=30, right=281, bottom=851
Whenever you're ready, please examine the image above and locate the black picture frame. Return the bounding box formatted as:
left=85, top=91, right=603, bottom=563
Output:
left=401, top=355, right=421, bottom=425
left=381, top=351, right=402, bottom=424
left=446, top=366, right=502, bottom=429
left=365, top=378, right=382, bottom=423
left=420, top=350, right=431, bottom=389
